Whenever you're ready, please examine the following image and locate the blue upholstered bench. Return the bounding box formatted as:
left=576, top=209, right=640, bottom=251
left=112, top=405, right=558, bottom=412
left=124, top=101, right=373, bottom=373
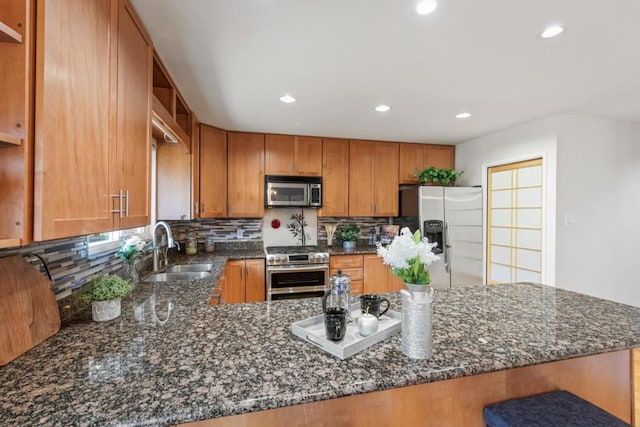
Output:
left=484, top=390, right=629, bottom=427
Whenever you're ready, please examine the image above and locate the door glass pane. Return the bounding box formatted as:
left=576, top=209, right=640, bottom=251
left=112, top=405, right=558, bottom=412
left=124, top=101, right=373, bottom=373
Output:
left=488, top=158, right=543, bottom=285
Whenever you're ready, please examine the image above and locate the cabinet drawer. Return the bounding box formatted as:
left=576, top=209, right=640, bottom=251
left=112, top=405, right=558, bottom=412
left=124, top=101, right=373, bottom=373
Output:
left=351, top=280, right=364, bottom=295
left=330, top=255, right=363, bottom=269
left=330, top=268, right=363, bottom=281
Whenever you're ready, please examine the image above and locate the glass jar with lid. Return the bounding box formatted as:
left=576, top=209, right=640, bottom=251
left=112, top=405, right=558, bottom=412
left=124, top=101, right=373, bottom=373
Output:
left=205, top=236, right=215, bottom=253
left=185, top=232, right=197, bottom=255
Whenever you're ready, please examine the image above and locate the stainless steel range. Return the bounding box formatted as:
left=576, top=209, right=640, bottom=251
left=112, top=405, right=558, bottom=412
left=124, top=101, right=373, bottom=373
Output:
left=265, top=246, right=329, bottom=301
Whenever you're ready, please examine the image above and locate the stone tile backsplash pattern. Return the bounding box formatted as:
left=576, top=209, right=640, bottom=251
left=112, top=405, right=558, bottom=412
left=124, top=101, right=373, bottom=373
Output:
left=167, top=218, right=263, bottom=245
left=318, top=217, right=390, bottom=246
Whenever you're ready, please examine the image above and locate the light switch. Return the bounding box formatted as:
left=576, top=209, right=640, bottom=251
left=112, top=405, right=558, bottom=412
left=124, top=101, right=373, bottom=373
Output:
left=564, top=214, right=577, bottom=226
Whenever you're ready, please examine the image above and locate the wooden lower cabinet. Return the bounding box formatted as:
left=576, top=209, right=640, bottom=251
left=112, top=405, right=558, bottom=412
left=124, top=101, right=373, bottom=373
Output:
left=221, top=259, right=265, bottom=304
left=330, top=254, right=403, bottom=295
left=179, top=350, right=634, bottom=427
left=330, top=254, right=363, bottom=295
left=363, top=254, right=404, bottom=294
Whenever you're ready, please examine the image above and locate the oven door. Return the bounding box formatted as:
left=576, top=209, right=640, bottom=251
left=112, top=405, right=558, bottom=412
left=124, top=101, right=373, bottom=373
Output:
left=267, top=264, right=328, bottom=300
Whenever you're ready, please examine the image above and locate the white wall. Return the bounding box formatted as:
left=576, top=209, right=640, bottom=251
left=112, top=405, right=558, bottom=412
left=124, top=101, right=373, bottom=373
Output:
left=456, top=114, right=640, bottom=307
left=455, top=116, right=558, bottom=287
left=556, top=115, right=640, bottom=306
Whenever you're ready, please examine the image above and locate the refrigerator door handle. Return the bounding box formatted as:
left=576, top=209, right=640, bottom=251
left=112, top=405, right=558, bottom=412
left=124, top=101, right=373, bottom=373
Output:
left=444, top=220, right=451, bottom=274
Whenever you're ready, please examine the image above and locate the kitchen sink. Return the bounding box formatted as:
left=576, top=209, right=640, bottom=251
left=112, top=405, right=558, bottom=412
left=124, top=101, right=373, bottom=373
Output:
left=143, top=271, right=212, bottom=283
left=165, top=263, right=214, bottom=273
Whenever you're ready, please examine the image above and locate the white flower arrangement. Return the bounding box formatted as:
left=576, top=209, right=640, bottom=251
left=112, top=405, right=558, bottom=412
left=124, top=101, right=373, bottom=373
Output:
left=117, top=235, right=151, bottom=264
left=376, top=227, right=440, bottom=285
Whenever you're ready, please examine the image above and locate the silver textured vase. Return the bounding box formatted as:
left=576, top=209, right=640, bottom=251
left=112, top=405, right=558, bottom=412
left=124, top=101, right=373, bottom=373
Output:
left=92, top=299, right=121, bottom=322
left=400, top=283, right=434, bottom=359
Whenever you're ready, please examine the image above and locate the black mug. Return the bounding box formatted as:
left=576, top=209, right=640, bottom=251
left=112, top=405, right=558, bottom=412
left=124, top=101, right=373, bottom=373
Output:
left=324, top=307, right=348, bottom=341
left=360, top=294, right=390, bottom=318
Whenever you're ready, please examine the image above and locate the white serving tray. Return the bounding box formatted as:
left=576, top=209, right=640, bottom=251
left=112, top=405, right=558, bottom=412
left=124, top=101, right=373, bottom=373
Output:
left=291, top=302, right=401, bottom=359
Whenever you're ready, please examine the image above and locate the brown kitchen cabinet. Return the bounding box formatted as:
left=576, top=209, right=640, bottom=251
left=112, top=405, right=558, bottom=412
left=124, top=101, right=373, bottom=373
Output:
left=151, top=52, right=190, bottom=149
left=363, top=254, right=404, bottom=294
left=330, top=255, right=364, bottom=295
left=33, top=0, right=151, bottom=240
left=156, top=139, right=191, bottom=220
left=199, top=124, right=227, bottom=218
left=116, top=0, right=152, bottom=230
left=0, top=0, right=34, bottom=248
left=319, top=138, right=349, bottom=217
left=349, top=140, right=399, bottom=217
left=399, top=143, right=455, bottom=184
left=222, top=259, right=265, bottom=304
left=227, top=132, right=265, bottom=218
left=265, top=134, right=322, bottom=177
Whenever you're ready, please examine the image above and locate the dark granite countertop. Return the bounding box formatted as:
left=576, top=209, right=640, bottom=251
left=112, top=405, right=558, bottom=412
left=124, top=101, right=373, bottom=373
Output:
left=324, top=245, right=378, bottom=255
left=2, top=252, right=640, bottom=426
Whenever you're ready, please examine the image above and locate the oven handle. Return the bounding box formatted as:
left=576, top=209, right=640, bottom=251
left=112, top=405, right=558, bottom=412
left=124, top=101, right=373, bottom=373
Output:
left=269, top=285, right=328, bottom=295
left=267, top=265, right=329, bottom=273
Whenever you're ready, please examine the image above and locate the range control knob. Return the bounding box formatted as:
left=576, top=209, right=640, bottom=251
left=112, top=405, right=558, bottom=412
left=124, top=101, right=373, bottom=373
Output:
left=267, top=255, right=275, bottom=265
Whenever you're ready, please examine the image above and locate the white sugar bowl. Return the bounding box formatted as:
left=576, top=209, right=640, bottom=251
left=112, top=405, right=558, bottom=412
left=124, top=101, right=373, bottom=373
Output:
left=356, top=313, right=379, bottom=337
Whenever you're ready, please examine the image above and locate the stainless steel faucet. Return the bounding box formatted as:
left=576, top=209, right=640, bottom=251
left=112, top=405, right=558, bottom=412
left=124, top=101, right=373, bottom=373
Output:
left=152, top=221, right=177, bottom=271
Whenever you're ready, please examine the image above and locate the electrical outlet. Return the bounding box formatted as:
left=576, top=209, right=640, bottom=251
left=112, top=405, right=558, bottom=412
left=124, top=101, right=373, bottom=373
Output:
left=564, top=214, right=577, bottom=226
left=236, top=229, right=243, bottom=238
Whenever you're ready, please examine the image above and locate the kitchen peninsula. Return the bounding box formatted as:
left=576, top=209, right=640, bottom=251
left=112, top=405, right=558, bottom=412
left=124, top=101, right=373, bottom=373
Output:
left=1, top=253, right=639, bottom=426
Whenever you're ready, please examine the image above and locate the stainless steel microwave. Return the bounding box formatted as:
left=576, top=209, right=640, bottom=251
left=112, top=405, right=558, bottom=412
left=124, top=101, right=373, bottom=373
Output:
left=265, top=175, right=322, bottom=208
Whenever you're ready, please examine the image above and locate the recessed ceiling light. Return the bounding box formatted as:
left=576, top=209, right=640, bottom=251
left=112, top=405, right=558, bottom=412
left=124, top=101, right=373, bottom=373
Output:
left=456, top=112, right=472, bottom=119
left=374, top=105, right=391, bottom=112
left=279, top=95, right=296, bottom=103
left=416, top=0, right=438, bottom=15
left=540, top=25, right=564, bottom=39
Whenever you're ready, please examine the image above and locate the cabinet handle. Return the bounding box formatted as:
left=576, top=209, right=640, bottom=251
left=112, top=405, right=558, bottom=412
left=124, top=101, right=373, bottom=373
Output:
left=194, top=202, right=199, bottom=214
left=110, top=191, right=123, bottom=216
left=125, top=190, right=129, bottom=218
left=202, top=203, right=206, bottom=213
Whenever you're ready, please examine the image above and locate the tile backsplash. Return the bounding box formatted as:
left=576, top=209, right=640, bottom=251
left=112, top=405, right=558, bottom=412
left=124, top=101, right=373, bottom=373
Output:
left=318, top=217, right=391, bottom=246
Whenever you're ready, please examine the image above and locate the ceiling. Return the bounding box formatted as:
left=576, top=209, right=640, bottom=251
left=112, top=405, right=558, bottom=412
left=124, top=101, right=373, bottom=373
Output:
left=130, top=0, right=640, bottom=144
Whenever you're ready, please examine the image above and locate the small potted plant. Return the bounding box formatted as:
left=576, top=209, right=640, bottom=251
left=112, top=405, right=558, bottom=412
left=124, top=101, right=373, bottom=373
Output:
left=77, top=274, right=134, bottom=322
left=339, top=224, right=360, bottom=250
left=414, top=167, right=463, bottom=186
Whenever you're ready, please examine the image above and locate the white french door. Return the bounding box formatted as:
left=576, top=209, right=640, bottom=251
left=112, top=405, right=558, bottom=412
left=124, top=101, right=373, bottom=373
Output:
left=487, top=158, right=543, bottom=284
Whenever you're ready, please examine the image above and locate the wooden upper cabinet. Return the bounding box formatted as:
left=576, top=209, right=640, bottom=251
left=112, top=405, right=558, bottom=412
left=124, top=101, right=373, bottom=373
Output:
left=399, top=143, right=455, bottom=184
left=0, top=0, right=34, bottom=248
left=34, top=0, right=152, bottom=240
left=116, top=0, right=152, bottom=229
left=227, top=132, right=264, bottom=218
left=319, top=138, right=349, bottom=217
left=349, top=140, right=399, bottom=217
left=34, top=0, right=118, bottom=240
left=428, top=145, right=455, bottom=170
left=199, top=124, right=227, bottom=218
left=157, top=140, right=191, bottom=220
left=265, top=134, right=322, bottom=176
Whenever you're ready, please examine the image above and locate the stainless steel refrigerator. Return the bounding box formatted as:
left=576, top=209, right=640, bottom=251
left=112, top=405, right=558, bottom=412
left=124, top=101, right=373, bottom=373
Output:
left=397, top=186, right=483, bottom=289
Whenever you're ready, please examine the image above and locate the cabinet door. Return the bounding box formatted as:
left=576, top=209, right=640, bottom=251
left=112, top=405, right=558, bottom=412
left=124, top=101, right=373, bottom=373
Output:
left=157, top=141, right=191, bottom=220
left=363, top=255, right=388, bottom=294
left=293, top=136, right=322, bottom=176
left=427, top=145, right=455, bottom=170
left=116, top=0, right=151, bottom=229
left=265, top=134, right=294, bottom=175
left=0, top=0, right=33, bottom=247
left=227, top=132, right=264, bottom=217
left=348, top=140, right=375, bottom=216
left=320, top=138, right=349, bottom=217
left=399, top=143, right=428, bottom=184
left=245, top=259, right=265, bottom=302
left=190, top=114, right=200, bottom=218
left=34, top=0, right=117, bottom=240
left=199, top=125, right=227, bottom=218
left=372, top=142, right=399, bottom=216
left=387, top=270, right=405, bottom=293
left=223, top=260, right=245, bottom=304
